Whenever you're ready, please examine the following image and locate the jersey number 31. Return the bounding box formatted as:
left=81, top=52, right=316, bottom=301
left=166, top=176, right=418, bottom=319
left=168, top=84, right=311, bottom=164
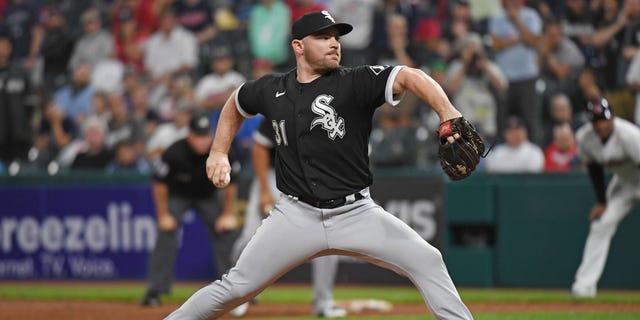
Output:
left=271, top=120, right=289, bottom=146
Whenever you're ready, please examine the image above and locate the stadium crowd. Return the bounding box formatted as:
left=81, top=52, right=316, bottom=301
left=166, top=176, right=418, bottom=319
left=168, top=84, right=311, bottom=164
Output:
left=0, top=0, right=639, bottom=175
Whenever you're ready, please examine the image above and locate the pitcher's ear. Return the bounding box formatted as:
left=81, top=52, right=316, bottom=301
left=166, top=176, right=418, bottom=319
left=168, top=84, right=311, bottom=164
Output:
left=292, top=39, right=304, bottom=55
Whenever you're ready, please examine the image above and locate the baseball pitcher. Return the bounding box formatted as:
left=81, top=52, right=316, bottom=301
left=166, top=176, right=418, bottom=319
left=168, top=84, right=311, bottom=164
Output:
left=165, top=11, right=482, bottom=320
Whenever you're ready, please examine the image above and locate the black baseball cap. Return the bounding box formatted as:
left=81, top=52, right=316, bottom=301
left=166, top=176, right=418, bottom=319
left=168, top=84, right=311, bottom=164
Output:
left=505, top=115, right=526, bottom=131
left=189, top=111, right=212, bottom=135
left=291, top=11, right=353, bottom=40
left=587, top=97, right=613, bottom=122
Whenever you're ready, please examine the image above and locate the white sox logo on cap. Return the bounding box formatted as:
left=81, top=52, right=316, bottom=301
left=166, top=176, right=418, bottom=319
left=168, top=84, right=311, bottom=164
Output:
left=321, top=11, right=335, bottom=23
left=310, top=94, right=345, bottom=140
left=291, top=10, right=353, bottom=40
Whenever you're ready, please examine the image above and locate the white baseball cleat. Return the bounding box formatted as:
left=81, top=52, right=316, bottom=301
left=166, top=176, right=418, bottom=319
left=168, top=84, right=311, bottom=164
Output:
left=314, top=305, right=347, bottom=318
left=230, top=302, right=249, bottom=317
left=571, top=285, right=596, bottom=298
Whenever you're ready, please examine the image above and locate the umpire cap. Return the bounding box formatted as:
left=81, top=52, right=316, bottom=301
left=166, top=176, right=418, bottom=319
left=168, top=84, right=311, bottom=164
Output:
left=587, top=97, right=613, bottom=122
left=291, top=11, right=352, bottom=40
left=189, top=110, right=212, bottom=135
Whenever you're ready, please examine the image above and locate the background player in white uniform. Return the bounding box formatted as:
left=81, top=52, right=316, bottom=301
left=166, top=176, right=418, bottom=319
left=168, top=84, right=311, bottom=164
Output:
left=572, top=98, right=640, bottom=297
left=165, top=11, right=474, bottom=320
left=230, top=118, right=346, bottom=318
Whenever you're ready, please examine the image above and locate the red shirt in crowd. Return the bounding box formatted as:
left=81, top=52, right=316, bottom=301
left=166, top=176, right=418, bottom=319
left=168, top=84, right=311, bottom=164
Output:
left=286, top=0, right=325, bottom=23
left=544, top=143, right=579, bottom=172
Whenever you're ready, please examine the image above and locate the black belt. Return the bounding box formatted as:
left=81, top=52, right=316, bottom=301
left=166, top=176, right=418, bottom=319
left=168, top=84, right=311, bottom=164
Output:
left=297, top=192, right=365, bottom=209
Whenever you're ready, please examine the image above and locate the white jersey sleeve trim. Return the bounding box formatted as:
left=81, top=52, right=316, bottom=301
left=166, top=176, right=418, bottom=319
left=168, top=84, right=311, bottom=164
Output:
left=253, top=130, right=274, bottom=148
left=235, top=83, right=257, bottom=118
left=385, top=65, right=406, bottom=106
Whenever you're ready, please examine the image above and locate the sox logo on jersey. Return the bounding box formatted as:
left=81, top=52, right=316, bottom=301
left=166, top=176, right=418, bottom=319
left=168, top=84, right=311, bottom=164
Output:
left=310, top=94, right=345, bottom=140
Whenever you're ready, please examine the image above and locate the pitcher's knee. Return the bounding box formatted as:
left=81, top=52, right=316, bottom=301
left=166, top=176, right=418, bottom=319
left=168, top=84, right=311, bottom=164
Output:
left=219, top=280, right=252, bottom=301
left=415, top=245, right=444, bottom=267
left=219, top=273, right=261, bottom=301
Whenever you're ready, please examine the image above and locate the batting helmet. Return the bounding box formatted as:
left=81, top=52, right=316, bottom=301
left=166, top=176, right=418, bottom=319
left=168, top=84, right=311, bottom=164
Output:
left=586, top=97, right=613, bottom=122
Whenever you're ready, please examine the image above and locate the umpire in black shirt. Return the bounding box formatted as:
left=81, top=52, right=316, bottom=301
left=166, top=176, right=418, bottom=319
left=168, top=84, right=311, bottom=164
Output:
left=142, top=110, right=241, bottom=306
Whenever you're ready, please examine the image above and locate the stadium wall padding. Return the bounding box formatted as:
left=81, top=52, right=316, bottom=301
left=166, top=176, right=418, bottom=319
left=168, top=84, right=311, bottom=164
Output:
left=446, top=172, right=640, bottom=289
left=2, top=171, right=639, bottom=288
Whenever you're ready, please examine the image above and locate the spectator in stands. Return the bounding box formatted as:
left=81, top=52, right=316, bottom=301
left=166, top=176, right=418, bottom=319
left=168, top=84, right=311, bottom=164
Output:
left=589, top=0, right=640, bottom=121
left=144, top=7, right=198, bottom=83
left=70, top=116, right=114, bottom=171
left=287, top=0, right=324, bottom=23
left=54, top=62, right=95, bottom=127
left=538, top=20, right=586, bottom=113
left=251, top=57, right=273, bottom=80
left=91, top=58, right=125, bottom=94
left=68, top=8, right=114, bottom=71
left=172, top=0, right=217, bottom=44
left=588, top=0, right=622, bottom=90
left=146, top=100, right=191, bottom=160
left=369, top=105, right=419, bottom=168
left=129, top=84, right=157, bottom=139
left=445, top=33, right=508, bottom=143
left=91, top=91, right=111, bottom=124
left=326, top=0, right=377, bottom=66
left=105, top=92, right=146, bottom=152
left=559, top=0, right=597, bottom=59
left=0, top=0, right=6, bottom=19
left=542, top=93, right=585, bottom=148
left=488, top=0, right=543, bottom=145
left=0, top=30, right=37, bottom=164
left=41, top=0, right=93, bottom=39
left=110, top=0, right=164, bottom=35
left=628, top=50, right=640, bottom=124
left=384, top=13, right=417, bottom=67
left=40, top=6, right=74, bottom=94
left=544, top=123, right=580, bottom=172
left=441, top=0, right=476, bottom=58
left=576, top=66, right=603, bottom=112
left=193, top=45, right=245, bottom=123
left=113, top=8, right=150, bottom=72
left=485, top=116, right=545, bottom=173
left=414, top=15, right=451, bottom=66
left=2, top=0, right=43, bottom=82
left=248, top=0, right=291, bottom=68
left=107, top=139, right=150, bottom=173
left=32, top=99, right=78, bottom=168
left=149, top=73, right=194, bottom=122
left=370, top=0, right=424, bottom=63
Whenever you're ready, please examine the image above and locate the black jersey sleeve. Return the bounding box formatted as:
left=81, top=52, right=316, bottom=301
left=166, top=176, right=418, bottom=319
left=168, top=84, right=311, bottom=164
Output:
left=236, top=75, right=274, bottom=117
left=253, top=118, right=276, bottom=148
left=236, top=81, right=258, bottom=117
left=350, top=65, right=405, bottom=110
left=228, top=143, right=242, bottom=182
left=151, top=144, right=176, bottom=183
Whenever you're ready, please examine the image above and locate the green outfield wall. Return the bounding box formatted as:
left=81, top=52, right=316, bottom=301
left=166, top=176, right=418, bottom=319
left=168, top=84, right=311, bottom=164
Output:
left=2, top=171, right=639, bottom=288
left=446, top=172, right=640, bottom=289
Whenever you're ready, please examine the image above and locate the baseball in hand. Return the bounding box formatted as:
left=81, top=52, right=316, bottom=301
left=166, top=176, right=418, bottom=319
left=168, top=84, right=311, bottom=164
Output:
left=214, top=172, right=231, bottom=188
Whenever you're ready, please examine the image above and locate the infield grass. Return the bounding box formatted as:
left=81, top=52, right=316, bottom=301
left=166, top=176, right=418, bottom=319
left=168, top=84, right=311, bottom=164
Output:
left=1, top=283, right=639, bottom=319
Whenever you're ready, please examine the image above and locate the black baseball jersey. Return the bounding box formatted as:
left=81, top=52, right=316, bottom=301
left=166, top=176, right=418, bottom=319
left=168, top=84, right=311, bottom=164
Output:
left=253, top=118, right=277, bottom=165
left=0, top=64, right=37, bottom=162
left=153, top=138, right=241, bottom=198
left=237, top=65, right=403, bottom=201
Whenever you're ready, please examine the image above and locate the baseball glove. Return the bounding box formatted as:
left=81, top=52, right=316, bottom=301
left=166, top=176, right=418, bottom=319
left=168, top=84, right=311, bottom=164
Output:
left=437, top=117, right=485, bottom=180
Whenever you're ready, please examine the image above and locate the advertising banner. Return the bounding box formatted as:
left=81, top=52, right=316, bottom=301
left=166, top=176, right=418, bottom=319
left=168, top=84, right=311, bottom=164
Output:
left=0, top=184, right=217, bottom=280
left=0, top=175, right=444, bottom=283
